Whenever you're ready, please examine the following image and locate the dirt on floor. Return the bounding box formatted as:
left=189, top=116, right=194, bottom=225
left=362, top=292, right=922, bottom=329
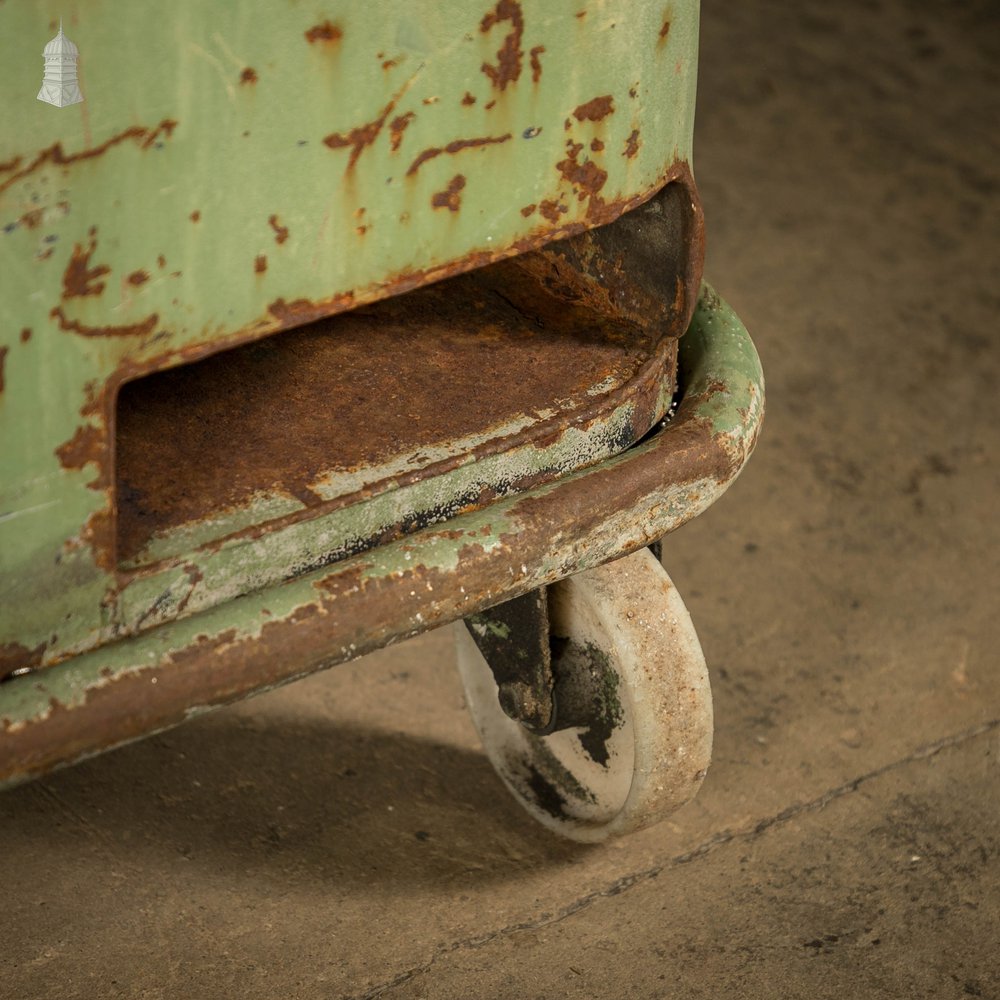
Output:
left=2, top=2, right=998, bottom=998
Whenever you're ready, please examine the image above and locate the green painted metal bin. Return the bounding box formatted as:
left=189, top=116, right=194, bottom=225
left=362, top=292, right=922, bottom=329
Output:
left=1, top=1, right=763, bottom=839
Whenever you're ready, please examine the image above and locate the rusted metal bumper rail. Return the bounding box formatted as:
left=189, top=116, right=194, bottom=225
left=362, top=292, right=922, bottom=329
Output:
left=0, top=284, right=763, bottom=788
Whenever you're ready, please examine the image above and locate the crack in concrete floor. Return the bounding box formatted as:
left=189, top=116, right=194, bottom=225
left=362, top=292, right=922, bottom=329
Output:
left=353, top=719, right=1000, bottom=999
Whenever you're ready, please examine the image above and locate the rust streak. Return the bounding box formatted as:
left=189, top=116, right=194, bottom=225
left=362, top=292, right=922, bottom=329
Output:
left=406, top=133, right=512, bottom=177
left=529, top=45, right=545, bottom=83
left=50, top=305, right=158, bottom=339
left=127, top=270, right=149, bottom=286
left=480, top=0, right=524, bottom=91
left=624, top=129, right=640, bottom=158
left=240, top=67, right=258, bottom=85
left=0, top=154, right=23, bottom=175
left=254, top=254, right=267, bottom=274
left=0, top=120, right=178, bottom=197
left=389, top=112, right=416, bottom=153
left=305, top=21, right=343, bottom=44
left=324, top=95, right=402, bottom=171
left=62, top=227, right=110, bottom=299
left=659, top=18, right=672, bottom=43
left=431, top=174, right=466, bottom=212
left=268, top=214, right=289, bottom=244
left=573, top=95, right=614, bottom=122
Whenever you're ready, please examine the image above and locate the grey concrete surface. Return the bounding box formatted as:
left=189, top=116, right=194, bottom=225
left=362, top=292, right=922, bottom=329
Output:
left=3, top=2, right=998, bottom=997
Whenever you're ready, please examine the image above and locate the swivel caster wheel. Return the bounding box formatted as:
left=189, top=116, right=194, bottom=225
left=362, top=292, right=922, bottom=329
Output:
left=454, top=547, right=712, bottom=842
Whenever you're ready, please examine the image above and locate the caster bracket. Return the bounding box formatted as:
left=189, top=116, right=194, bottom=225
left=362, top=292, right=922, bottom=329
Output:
left=463, top=589, right=555, bottom=733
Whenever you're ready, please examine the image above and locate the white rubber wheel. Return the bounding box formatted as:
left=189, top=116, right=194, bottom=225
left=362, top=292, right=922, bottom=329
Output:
left=454, top=547, right=713, bottom=842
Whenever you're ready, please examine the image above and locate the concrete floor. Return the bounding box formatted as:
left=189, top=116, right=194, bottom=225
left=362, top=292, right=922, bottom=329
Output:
left=3, top=2, right=998, bottom=997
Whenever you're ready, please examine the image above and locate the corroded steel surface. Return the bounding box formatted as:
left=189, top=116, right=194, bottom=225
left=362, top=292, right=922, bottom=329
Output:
left=0, top=285, right=764, bottom=789
left=104, top=176, right=700, bottom=645
left=115, top=183, right=695, bottom=568
left=1, top=1, right=702, bottom=674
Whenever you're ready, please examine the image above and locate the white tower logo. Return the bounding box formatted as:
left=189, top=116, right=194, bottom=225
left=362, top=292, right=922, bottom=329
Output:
left=37, top=20, right=84, bottom=108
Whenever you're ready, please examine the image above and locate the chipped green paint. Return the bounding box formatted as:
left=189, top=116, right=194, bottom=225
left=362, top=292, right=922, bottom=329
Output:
left=114, top=386, right=662, bottom=637
left=469, top=619, right=513, bottom=641
left=683, top=284, right=765, bottom=439
left=0, top=287, right=762, bottom=788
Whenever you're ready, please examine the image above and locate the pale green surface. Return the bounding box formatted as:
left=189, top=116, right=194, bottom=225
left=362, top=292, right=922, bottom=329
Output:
left=684, top=283, right=766, bottom=438
left=0, top=0, right=700, bottom=663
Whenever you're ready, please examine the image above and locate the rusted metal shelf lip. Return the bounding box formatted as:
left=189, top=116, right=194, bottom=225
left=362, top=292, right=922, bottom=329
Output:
left=116, top=328, right=677, bottom=581
left=0, top=284, right=763, bottom=788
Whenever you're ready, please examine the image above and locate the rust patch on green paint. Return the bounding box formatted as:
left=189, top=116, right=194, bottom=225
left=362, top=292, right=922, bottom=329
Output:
left=62, top=227, right=110, bottom=298
left=480, top=0, right=524, bottom=91
left=268, top=215, right=289, bottom=244
left=573, top=95, right=614, bottom=122
left=323, top=79, right=416, bottom=171
left=556, top=139, right=609, bottom=219
left=431, top=174, right=466, bottom=212
left=389, top=111, right=416, bottom=152
left=529, top=44, right=545, bottom=83
left=50, top=306, right=159, bottom=339
left=0, top=120, right=178, bottom=197
left=538, top=199, right=566, bottom=222
left=239, top=67, right=258, bottom=85
left=55, top=422, right=108, bottom=491
left=406, top=133, right=512, bottom=176
left=18, top=207, right=44, bottom=229
left=304, top=21, right=343, bottom=45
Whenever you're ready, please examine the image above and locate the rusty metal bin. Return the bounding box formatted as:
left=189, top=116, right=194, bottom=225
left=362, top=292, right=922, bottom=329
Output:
left=1, top=1, right=763, bottom=840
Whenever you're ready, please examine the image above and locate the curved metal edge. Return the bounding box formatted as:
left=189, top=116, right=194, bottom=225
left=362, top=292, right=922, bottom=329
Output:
left=0, top=283, right=764, bottom=788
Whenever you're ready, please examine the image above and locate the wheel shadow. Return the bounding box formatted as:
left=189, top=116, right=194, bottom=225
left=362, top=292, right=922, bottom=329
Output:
left=0, top=712, right=585, bottom=891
